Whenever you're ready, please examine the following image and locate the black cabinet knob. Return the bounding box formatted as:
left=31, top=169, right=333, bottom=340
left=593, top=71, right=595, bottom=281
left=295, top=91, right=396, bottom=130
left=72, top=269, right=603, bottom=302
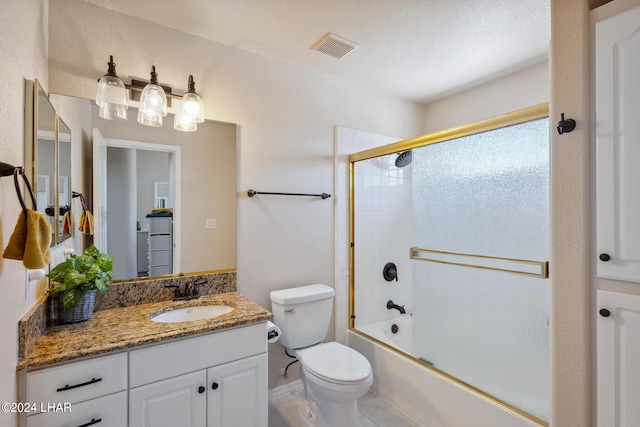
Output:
left=211, top=382, right=219, bottom=390
left=599, top=253, right=611, bottom=262
left=599, top=308, right=611, bottom=318
left=198, top=386, right=205, bottom=394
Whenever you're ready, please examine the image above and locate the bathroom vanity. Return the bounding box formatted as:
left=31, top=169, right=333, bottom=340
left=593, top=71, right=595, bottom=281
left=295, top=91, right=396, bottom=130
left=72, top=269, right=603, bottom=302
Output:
left=17, top=291, right=271, bottom=427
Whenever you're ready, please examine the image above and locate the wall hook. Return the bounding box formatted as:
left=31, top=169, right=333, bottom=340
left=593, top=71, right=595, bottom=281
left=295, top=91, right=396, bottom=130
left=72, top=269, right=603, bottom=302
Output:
left=556, top=113, right=576, bottom=135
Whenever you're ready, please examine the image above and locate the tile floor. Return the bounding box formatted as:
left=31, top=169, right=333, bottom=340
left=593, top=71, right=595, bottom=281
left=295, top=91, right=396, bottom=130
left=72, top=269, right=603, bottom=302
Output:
left=268, top=381, right=422, bottom=427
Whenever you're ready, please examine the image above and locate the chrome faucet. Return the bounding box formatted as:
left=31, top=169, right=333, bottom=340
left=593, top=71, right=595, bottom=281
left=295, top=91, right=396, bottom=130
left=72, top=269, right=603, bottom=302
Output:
left=386, top=300, right=406, bottom=314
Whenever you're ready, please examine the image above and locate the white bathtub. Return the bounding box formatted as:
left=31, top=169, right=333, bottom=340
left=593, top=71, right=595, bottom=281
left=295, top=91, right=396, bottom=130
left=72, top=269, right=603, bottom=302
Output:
left=356, top=316, right=412, bottom=354
left=347, top=328, right=543, bottom=427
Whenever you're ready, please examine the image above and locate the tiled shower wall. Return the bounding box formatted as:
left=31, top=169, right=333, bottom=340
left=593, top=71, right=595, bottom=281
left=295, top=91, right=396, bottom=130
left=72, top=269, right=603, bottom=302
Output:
left=335, top=127, right=411, bottom=343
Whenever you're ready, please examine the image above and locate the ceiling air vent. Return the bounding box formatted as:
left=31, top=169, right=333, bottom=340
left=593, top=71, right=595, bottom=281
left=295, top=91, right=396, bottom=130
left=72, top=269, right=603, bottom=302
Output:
left=311, top=33, right=358, bottom=60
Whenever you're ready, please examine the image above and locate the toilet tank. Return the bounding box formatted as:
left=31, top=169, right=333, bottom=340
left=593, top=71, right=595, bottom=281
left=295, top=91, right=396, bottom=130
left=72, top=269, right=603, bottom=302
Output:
left=270, top=284, right=335, bottom=349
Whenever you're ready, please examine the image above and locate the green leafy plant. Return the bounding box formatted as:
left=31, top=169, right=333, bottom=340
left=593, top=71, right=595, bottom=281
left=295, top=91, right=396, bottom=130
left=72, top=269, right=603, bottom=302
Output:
left=47, top=245, right=114, bottom=309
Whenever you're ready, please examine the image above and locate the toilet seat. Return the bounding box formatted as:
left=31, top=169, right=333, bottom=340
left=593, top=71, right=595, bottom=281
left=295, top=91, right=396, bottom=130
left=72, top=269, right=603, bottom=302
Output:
left=296, top=342, right=371, bottom=384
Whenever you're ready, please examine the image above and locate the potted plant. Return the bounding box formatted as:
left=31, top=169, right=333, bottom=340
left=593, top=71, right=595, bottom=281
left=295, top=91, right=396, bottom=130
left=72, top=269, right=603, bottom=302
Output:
left=47, top=245, right=113, bottom=323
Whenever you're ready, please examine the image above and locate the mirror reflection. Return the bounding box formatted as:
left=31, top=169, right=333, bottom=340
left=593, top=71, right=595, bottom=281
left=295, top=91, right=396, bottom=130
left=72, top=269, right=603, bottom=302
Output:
left=52, top=94, right=237, bottom=282
left=57, top=117, right=72, bottom=243
left=34, top=82, right=57, bottom=245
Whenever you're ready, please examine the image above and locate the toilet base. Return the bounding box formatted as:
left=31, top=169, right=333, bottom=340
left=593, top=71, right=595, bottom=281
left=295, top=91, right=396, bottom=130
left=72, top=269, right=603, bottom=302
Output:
left=297, top=397, right=362, bottom=427
left=314, top=397, right=361, bottom=427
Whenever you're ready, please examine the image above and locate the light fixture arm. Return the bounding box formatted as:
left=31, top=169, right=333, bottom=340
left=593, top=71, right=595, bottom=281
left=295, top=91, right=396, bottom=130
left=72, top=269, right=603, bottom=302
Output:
left=149, top=65, right=159, bottom=85
left=105, top=55, right=118, bottom=77
left=188, top=75, right=196, bottom=93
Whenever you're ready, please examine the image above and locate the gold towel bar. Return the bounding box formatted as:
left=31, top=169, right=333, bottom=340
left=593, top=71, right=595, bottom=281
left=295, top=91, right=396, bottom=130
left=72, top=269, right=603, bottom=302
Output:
left=410, top=247, right=549, bottom=279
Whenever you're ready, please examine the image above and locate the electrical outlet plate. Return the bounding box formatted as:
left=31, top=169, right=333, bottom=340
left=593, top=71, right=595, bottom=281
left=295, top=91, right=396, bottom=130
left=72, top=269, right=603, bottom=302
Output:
left=205, top=218, right=216, bottom=229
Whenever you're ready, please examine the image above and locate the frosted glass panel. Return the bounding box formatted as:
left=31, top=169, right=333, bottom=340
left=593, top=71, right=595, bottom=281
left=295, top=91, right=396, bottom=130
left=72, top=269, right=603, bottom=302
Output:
left=412, top=118, right=549, bottom=420
left=351, top=117, right=550, bottom=421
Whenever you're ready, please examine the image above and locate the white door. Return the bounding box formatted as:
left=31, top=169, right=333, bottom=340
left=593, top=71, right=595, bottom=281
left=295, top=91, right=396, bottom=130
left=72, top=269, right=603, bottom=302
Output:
left=92, top=128, right=108, bottom=253
left=207, top=354, right=268, bottom=427
left=129, top=370, right=207, bottom=427
left=595, top=5, right=640, bottom=282
left=597, top=290, right=640, bottom=427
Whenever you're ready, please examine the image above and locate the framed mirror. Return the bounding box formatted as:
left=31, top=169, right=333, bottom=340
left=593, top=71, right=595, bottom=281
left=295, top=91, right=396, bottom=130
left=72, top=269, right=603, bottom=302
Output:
left=50, top=94, right=237, bottom=282
left=25, top=79, right=73, bottom=246
left=25, top=80, right=57, bottom=245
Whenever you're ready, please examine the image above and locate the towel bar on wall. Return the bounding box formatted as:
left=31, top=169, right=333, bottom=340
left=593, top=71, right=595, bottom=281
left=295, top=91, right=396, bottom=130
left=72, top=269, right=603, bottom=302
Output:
left=410, top=247, right=549, bottom=279
left=247, top=189, right=331, bottom=199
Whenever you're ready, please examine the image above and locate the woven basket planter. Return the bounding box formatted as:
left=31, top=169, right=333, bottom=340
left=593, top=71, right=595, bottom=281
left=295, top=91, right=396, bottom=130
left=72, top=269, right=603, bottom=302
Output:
left=57, top=289, right=97, bottom=324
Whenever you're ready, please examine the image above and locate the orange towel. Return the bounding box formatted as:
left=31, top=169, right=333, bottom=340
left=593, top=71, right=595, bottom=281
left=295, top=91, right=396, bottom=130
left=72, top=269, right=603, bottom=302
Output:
left=78, top=209, right=94, bottom=235
left=62, top=211, right=73, bottom=236
left=3, top=209, right=52, bottom=269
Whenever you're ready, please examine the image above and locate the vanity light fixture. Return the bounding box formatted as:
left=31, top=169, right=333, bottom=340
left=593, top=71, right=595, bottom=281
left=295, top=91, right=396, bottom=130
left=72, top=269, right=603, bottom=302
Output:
left=174, top=75, right=204, bottom=132
left=96, top=55, right=206, bottom=132
left=95, top=55, right=128, bottom=120
left=137, top=66, right=168, bottom=127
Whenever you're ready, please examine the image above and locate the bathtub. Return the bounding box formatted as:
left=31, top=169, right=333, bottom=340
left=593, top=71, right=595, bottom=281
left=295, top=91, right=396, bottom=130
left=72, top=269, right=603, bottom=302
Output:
left=356, top=315, right=412, bottom=354
left=347, top=328, right=543, bottom=427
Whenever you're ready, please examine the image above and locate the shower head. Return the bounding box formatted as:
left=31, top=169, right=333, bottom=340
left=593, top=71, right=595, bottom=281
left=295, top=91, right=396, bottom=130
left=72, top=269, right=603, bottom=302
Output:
left=395, top=151, right=412, bottom=168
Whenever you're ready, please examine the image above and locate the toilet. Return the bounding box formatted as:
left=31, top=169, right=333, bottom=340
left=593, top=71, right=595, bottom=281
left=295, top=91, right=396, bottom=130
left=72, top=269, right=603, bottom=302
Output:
left=270, top=284, right=373, bottom=427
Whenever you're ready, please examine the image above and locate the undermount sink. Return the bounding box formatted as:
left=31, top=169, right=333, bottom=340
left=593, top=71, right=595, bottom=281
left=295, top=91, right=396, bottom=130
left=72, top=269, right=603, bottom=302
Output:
left=151, top=305, right=234, bottom=323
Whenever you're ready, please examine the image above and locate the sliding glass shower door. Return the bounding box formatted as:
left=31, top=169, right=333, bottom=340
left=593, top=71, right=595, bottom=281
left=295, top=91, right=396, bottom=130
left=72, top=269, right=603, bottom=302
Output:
left=349, top=105, right=550, bottom=423
left=411, top=117, right=550, bottom=419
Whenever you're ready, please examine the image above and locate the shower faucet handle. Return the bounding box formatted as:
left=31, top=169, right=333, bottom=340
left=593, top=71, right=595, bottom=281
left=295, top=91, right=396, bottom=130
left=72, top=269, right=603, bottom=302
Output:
left=383, top=262, right=398, bottom=282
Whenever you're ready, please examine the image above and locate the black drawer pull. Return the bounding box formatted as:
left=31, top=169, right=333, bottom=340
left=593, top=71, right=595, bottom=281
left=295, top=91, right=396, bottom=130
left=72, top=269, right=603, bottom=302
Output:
left=77, top=418, right=102, bottom=427
left=57, top=377, right=102, bottom=392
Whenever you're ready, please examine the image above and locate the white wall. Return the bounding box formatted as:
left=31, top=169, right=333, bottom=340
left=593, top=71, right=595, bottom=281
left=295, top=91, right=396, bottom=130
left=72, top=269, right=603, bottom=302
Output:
left=423, top=61, right=549, bottom=133
left=47, top=0, right=423, bottom=390
left=0, top=1, right=49, bottom=426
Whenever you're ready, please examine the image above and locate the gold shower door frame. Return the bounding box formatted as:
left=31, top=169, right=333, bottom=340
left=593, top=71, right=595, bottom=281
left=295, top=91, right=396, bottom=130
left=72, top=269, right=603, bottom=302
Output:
left=347, top=102, right=549, bottom=426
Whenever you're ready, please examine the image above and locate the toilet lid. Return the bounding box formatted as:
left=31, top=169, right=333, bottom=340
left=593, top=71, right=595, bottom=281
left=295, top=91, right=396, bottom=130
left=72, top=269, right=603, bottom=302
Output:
left=297, top=342, right=371, bottom=383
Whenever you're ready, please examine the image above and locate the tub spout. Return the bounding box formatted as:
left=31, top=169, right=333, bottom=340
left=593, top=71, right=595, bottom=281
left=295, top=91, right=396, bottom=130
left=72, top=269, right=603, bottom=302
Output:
left=387, top=300, right=406, bottom=314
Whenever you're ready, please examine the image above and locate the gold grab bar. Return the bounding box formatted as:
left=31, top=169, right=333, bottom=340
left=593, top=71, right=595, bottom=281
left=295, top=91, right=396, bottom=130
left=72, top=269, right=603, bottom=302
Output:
left=410, top=247, right=549, bottom=279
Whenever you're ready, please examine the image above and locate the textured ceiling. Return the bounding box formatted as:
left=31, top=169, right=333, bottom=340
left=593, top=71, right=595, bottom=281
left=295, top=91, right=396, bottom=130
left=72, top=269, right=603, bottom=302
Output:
left=85, top=0, right=550, bottom=104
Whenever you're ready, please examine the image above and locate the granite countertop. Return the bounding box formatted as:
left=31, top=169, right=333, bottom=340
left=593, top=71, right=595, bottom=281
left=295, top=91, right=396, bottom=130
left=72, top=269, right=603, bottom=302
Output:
left=17, top=292, right=271, bottom=370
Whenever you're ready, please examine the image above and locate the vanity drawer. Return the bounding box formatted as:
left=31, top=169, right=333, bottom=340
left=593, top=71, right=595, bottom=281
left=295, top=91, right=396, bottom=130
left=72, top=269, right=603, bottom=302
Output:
left=26, top=390, right=127, bottom=427
left=130, top=323, right=266, bottom=387
left=149, top=250, right=171, bottom=267
left=26, top=353, right=127, bottom=407
left=149, top=234, right=171, bottom=250
left=149, top=217, right=171, bottom=234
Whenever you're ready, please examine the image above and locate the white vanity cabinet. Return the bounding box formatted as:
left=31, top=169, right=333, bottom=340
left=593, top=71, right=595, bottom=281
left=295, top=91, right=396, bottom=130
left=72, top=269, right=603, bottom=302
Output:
left=20, top=352, right=128, bottom=427
left=129, top=323, right=268, bottom=427
left=19, top=322, right=268, bottom=427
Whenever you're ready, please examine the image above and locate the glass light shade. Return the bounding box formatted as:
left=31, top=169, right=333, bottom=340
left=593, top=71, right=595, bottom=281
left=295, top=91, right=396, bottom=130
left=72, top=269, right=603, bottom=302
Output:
left=137, top=83, right=167, bottom=126
left=137, top=107, right=164, bottom=127
left=95, top=75, right=128, bottom=120
left=174, top=113, right=198, bottom=132
left=180, top=92, right=204, bottom=123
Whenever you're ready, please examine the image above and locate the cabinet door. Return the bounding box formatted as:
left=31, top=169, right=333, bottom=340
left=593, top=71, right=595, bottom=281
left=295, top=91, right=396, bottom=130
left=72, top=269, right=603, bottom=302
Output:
left=130, top=370, right=207, bottom=427
left=595, top=5, right=640, bottom=282
left=207, top=354, right=267, bottom=427
left=597, top=290, right=640, bottom=427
